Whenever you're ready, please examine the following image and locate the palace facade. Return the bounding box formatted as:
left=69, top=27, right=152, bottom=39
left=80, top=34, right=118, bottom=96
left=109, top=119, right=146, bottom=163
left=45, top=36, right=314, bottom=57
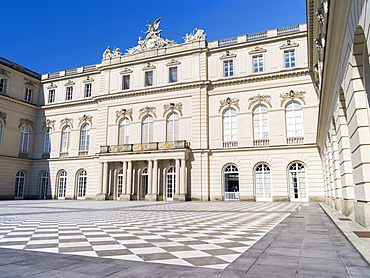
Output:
left=0, top=20, right=325, bottom=204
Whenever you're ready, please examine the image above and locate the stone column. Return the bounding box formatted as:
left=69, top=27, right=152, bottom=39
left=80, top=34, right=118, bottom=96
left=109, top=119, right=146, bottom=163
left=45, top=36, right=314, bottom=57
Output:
left=152, top=160, right=158, bottom=201
left=146, top=160, right=153, bottom=201
left=180, top=159, right=187, bottom=195
left=108, top=164, right=113, bottom=196
left=127, top=161, right=132, bottom=195
left=96, top=162, right=108, bottom=200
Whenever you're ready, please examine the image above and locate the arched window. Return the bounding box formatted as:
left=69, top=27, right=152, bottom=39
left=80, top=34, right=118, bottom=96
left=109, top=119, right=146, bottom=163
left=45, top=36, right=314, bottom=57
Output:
left=255, top=164, right=271, bottom=201
left=253, top=105, right=269, bottom=139
left=117, top=169, right=124, bottom=196
left=80, top=123, right=90, bottom=151
left=119, top=118, right=130, bottom=145
left=167, top=113, right=179, bottom=142
left=224, top=164, right=239, bottom=201
left=166, top=166, right=176, bottom=201
left=58, top=171, right=67, bottom=199
left=61, top=126, right=71, bottom=153
left=286, top=102, right=303, bottom=137
left=140, top=168, right=148, bottom=200
left=223, top=108, right=237, bottom=142
left=39, top=172, right=49, bottom=199
left=289, top=162, right=306, bottom=200
left=14, top=171, right=26, bottom=199
left=19, top=126, right=30, bottom=153
left=43, top=128, right=52, bottom=153
left=0, top=121, right=2, bottom=144
left=77, top=170, right=87, bottom=199
left=142, top=115, right=153, bottom=144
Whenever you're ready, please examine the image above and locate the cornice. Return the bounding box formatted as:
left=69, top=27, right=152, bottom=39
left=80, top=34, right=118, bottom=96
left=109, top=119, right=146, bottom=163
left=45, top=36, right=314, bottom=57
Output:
left=0, top=94, right=38, bottom=109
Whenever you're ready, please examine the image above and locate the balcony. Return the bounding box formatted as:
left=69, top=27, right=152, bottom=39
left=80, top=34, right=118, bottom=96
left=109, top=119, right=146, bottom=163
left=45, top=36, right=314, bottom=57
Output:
left=287, top=137, right=304, bottom=145
left=223, top=141, right=238, bottom=148
left=101, top=140, right=190, bottom=154
left=253, top=139, right=270, bottom=147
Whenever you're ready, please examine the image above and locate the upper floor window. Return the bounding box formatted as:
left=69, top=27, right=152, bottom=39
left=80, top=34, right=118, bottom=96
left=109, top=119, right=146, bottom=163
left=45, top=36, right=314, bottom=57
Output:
left=80, top=123, right=90, bottom=151
left=145, top=71, right=153, bottom=87
left=223, top=108, right=237, bottom=142
left=119, top=118, right=130, bottom=145
left=61, top=125, right=71, bottom=152
left=84, top=84, right=91, bottom=98
left=123, top=75, right=130, bottom=90
left=167, top=112, right=179, bottom=142
left=43, top=128, right=52, bottom=153
left=0, top=78, right=6, bottom=93
left=169, top=67, right=177, bottom=83
left=142, top=115, right=153, bottom=143
left=19, top=126, right=30, bottom=153
left=253, top=105, right=269, bottom=139
left=66, top=87, right=73, bottom=100
left=286, top=101, right=303, bottom=137
left=224, top=61, right=234, bottom=77
left=25, top=88, right=33, bottom=102
left=285, top=50, right=296, bottom=68
left=253, top=55, right=263, bottom=72
left=48, top=90, right=55, bottom=103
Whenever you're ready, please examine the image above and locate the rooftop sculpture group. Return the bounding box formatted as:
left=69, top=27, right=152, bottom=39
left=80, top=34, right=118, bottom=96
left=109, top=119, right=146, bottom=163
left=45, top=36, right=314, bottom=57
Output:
left=102, top=18, right=207, bottom=59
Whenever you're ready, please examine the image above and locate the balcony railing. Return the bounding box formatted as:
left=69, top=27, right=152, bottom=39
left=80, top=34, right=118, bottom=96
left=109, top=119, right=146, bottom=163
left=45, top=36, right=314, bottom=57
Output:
left=79, top=150, right=88, bottom=156
left=84, top=64, right=97, bottom=72
left=287, top=137, right=304, bottom=145
left=218, top=37, right=238, bottom=47
left=66, top=68, right=78, bottom=75
left=254, top=139, right=270, bottom=147
left=277, top=25, right=300, bottom=35
left=101, top=140, right=190, bottom=153
left=223, top=141, right=238, bottom=148
left=225, top=192, right=239, bottom=201
left=247, top=31, right=267, bottom=41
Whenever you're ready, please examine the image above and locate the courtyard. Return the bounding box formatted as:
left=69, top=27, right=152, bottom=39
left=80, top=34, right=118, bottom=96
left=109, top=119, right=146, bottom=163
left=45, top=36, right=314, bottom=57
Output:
left=0, top=201, right=369, bottom=277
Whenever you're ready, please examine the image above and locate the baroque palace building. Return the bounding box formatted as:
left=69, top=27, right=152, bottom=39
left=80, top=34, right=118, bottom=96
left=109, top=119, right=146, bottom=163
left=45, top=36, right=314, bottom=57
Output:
left=0, top=19, right=325, bottom=204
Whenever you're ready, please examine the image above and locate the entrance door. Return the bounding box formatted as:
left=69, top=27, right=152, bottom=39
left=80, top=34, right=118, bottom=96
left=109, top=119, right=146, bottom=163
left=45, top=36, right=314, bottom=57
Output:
left=140, top=168, right=148, bottom=200
left=255, top=164, right=272, bottom=201
left=166, top=167, right=176, bottom=201
left=14, top=171, right=25, bottom=199
left=224, top=165, right=239, bottom=201
left=289, top=162, right=307, bottom=201
left=39, top=172, right=49, bottom=199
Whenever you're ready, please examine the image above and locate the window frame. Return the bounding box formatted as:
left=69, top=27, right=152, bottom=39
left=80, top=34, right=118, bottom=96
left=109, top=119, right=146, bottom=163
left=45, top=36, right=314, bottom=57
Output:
left=145, top=71, right=153, bottom=87
left=19, top=126, right=30, bottom=153
left=166, top=112, right=179, bottom=142
left=15, top=171, right=26, bottom=199
left=169, top=67, right=178, bottom=83
left=253, top=55, right=264, bottom=73
left=66, top=86, right=73, bottom=100
left=43, top=128, right=52, bottom=154
left=285, top=101, right=304, bottom=138
left=142, top=115, right=153, bottom=143
left=25, top=88, right=33, bottom=102
left=253, top=105, right=269, bottom=139
left=222, top=108, right=238, bottom=142
left=122, top=75, right=130, bottom=90
left=84, top=83, right=92, bottom=98
left=80, top=123, right=90, bottom=151
left=0, top=78, right=7, bottom=93
left=77, top=170, right=87, bottom=199
left=284, top=50, right=296, bottom=68
left=223, top=60, right=234, bottom=77
left=61, top=125, right=71, bottom=153
left=48, top=89, right=55, bottom=103
left=58, top=170, right=67, bottom=199
left=119, top=117, right=130, bottom=145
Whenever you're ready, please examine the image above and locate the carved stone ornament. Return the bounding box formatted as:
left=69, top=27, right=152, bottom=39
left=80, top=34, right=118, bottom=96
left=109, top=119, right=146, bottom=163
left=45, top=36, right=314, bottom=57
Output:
left=142, top=63, right=156, bottom=71
left=46, top=82, right=57, bottom=89
left=166, top=59, right=181, bottom=66
left=102, top=46, right=122, bottom=59
left=248, top=46, right=267, bottom=55
left=139, top=106, right=156, bottom=119
left=78, top=115, right=93, bottom=127
left=163, top=102, right=183, bottom=117
left=24, top=79, right=36, bottom=88
left=280, top=90, right=306, bottom=107
left=0, top=69, right=10, bottom=76
left=43, top=119, right=56, bottom=130
left=125, top=17, right=177, bottom=56
left=116, top=108, right=133, bottom=122
left=220, top=50, right=237, bottom=60
left=60, top=118, right=73, bottom=128
left=183, top=27, right=207, bottom=43
left=218, top=97, right=240, bottom=113
left=279, top=39, right=299, bottom=50
left=19, top=118, right=34, bottom=129
left=119, top=68, right=133, bottom=75
left=64, top=80, right=75, bottom=86
left=0, top=111, right=7, bottom=125
left=248, top=94, right=272, bottom=109
left=82, top=76, right=94, bottom=83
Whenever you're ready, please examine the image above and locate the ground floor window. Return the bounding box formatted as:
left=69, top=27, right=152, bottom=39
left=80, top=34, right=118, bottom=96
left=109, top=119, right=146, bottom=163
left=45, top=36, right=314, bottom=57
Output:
left=289, top=162, right=306, bottom=200
left=15, top=171, right=25, bottom=199
left=77, top=170, right=87, bottom=199
left=39, top=172, right=49, bottom=199
left=117, top=169, right=124, bottom=197
left=58, top=171, right=67, bottom=199
left=166, top=166, right=176, bottom=201
left=140, top=168, right=148, bottom=200
left=255, top=164, right=271, bottom=201
left=224, top=164, right=239, bottom=201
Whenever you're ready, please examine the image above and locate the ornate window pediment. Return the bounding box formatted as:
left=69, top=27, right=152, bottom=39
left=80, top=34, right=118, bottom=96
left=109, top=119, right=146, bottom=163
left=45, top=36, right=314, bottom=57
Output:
left=24, top=79, right=36, bottom=88
left=142, top=63, right=156, bottom=71
left=82, top=76, right=94, bottom=83
left=116, top=108, right=133, bottom=122
left=78, top=115, right=93, bottom=127
left=64, top=80, right=75, bottom=86
left=19, top=118, right=34, bottom=129
left=280, top=90, right=306, bottom=106
left=166, top=59, right=181, bottom=66
left=279, top=39, right=299, bottom=50
left=248, top=94, right=272, bottom=109
left=219, top=97, right=240, bottom=113
left=0, top=111, right=7, bottom=125
left=220, top=50, right=236, bottom=60
left=163, top=102, right=183, bottom=117
left=47, top=83, right=57, bottom=89
left=248, top=46, right=267, bottom=55
left=42, top=119, right=56, bottom=131
left=119, top=68, right=133, bottom=74
left=139, top=106, right=156, bottom=119
left=60, top=117, right=73, bottom=128
left=0, top=68, right=10, bottom=77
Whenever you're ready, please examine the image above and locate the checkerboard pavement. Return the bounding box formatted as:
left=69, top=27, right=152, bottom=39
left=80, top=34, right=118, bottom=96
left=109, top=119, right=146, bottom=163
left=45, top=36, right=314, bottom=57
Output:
left=0, top=201, right=298, bottom=270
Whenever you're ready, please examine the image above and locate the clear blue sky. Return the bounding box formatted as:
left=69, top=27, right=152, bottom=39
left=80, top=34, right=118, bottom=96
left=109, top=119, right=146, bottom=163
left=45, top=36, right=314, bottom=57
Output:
left=2, top=0, right=306, bottom=74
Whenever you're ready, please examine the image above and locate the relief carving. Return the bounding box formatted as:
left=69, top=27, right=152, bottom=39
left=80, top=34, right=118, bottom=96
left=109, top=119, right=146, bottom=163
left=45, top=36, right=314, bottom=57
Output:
left=279, top=39, right=299, bottom=49
left=139, top=106, right=156, bottom=119
left=163, top=102, right=183, bottom=117
left=0, top=111, right=7, bottom=125
left=60, top=117, right=73, bottom=128
left=280, top=90, right=306, bottom=106
left=248, top=94, right=272, bottom=109
left=220, top=50, right=236, bottom=60
left=116, top=108, right=133, bottom=122
left=19, top=118, right=34, bottom=129
left=43, top=119, right=56, bottom=130
left=219, top=97, right=240, bottom=113
left=78, top=115, right=93, bottom=127
left=183, top=27, right=207, bottom=43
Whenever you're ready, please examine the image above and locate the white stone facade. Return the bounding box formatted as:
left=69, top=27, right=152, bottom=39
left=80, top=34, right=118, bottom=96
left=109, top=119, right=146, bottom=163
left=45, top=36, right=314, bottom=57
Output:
left=0, top=22, right=324, bottom=203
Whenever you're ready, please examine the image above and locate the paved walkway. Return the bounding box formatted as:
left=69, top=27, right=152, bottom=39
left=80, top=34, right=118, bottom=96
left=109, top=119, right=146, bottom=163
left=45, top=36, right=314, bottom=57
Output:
left=0, top=201, right=368, bottom=277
